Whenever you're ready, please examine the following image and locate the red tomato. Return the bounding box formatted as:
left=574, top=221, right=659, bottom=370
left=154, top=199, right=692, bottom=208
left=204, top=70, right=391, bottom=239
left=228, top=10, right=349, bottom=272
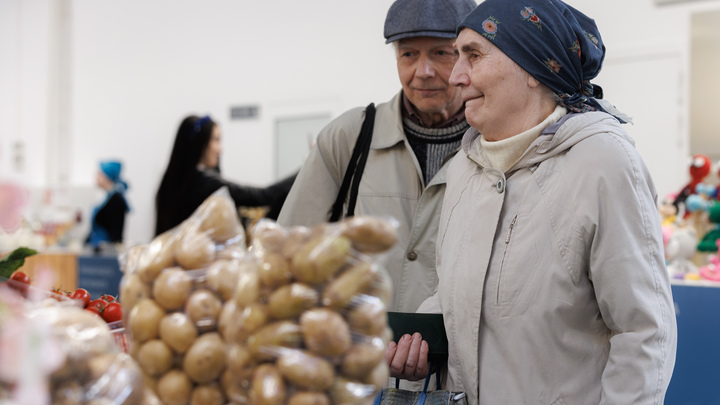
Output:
left=99, top=294, right=116, bottom=303
left=7, top=271, right=30, bottom=296
left=102, top=302, right=123, bottom=323
left=85, top=306, right=102, bottom=316
left=87, top=299, right=108, bottom=313
left=9, top=271, right=30, bottom=285
left=70, top=288, right=91, bottom=308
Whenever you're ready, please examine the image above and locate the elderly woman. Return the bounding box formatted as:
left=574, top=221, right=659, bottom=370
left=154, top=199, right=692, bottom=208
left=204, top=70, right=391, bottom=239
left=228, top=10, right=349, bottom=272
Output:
left=386, top=0, right=677, bottom=403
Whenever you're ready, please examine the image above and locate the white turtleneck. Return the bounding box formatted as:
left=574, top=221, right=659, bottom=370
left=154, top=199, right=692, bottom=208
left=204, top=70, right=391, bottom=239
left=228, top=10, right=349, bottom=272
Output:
left=480, top=106, right=567, bottom=173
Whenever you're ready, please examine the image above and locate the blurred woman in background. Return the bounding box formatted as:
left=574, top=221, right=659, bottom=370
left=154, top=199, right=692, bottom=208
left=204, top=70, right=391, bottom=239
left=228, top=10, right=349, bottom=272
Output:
left=155, top=115, right=294, bottom=236
left=86, top=160, right=130, bottom=247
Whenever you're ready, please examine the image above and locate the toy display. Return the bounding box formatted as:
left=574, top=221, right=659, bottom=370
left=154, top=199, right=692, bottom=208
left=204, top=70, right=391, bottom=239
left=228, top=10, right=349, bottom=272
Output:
left=663, top=154, right=720, bottom=282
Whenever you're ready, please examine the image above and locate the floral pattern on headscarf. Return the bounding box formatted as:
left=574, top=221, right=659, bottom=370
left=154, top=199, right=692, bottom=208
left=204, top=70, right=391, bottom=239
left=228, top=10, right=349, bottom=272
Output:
left=457, top=0, right=628, bottom=123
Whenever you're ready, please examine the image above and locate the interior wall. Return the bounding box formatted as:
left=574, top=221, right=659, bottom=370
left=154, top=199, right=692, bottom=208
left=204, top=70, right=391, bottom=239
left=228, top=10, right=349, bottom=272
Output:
left=3, top=0, right=720, bottom=244
left=690, top=10, right=720, bottom=162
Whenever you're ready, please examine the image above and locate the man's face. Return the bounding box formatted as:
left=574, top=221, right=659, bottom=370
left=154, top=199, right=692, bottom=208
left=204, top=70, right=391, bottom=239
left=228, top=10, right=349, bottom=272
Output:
left=450, top=28, right=539, bottom=141
left=395, top=37, right=464, bottom=126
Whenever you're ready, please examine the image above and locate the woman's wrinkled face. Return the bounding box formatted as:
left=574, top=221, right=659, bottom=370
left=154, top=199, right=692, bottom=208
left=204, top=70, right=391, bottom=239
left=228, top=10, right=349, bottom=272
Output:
left=450, top=28, right=539, bottom=141
left=201, top=125, right=222, bottom=169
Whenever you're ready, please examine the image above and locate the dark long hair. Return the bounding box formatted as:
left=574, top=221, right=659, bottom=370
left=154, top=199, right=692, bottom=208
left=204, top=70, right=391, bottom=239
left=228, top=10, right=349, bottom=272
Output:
left=155, top=115, right=216, bottom=236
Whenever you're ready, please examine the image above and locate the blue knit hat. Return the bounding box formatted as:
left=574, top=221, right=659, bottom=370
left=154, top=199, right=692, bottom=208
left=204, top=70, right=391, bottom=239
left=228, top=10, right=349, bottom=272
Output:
left=100, top=161, right=122, bottom=183
left=458, top=0, right=628, bottom=123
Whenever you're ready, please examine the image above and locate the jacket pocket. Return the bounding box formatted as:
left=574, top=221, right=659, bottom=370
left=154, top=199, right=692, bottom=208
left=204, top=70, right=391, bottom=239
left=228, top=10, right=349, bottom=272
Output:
left=495, top=210, right=539, bottom=307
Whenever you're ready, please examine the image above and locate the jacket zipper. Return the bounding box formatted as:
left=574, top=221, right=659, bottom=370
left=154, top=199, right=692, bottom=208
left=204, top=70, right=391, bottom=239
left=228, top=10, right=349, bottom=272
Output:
left=497, top=215, right=518, bottom=304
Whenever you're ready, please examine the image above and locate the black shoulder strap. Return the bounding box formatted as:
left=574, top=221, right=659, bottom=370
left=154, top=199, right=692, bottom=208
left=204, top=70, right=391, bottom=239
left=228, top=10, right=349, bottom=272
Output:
left=329, top=103, right=375, bottom=222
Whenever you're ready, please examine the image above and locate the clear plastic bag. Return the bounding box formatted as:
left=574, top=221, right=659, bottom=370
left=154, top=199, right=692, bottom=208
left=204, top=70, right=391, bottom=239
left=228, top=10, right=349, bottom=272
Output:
left=118, top=187, right=249, bottom=404
left=222, top=216, right=398, bottom=405
left=0, top=301, right=147, bottom=405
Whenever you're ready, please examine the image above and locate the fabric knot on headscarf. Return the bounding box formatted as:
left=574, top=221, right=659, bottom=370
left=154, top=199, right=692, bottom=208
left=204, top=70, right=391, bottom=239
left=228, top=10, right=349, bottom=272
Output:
left=458, top=0, right=630, bottom=124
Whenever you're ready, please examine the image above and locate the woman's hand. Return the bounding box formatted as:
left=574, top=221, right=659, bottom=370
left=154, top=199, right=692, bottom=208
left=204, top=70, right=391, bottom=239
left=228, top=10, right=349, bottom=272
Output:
left=385, top=333, right=430, bottom=381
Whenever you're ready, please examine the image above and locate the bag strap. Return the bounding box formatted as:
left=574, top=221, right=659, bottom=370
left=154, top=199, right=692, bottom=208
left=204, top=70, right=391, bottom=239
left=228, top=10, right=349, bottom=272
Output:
left=329, top=103, right=376, bottom=222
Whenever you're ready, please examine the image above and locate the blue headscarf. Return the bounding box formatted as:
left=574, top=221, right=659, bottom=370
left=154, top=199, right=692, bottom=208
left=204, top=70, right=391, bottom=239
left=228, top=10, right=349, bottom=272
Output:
left=458, top=0, right=629, bottom=123
left=100, top=160, right=128, bottom=192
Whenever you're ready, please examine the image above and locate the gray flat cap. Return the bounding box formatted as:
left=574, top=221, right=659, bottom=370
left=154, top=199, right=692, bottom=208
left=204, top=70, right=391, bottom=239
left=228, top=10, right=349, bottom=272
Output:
left=384, top=0, right=477, bottom=44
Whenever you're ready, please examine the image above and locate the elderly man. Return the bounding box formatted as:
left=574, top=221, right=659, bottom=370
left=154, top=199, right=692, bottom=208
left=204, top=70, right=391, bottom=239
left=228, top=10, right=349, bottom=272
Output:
left=388, top=0, right=677, bottom=403
left=278, top=0, right=476, bottom=314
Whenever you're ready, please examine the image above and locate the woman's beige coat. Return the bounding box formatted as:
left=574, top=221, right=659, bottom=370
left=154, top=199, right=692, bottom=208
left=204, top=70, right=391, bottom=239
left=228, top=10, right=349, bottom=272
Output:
left=434, top=112, right=677, bottom=404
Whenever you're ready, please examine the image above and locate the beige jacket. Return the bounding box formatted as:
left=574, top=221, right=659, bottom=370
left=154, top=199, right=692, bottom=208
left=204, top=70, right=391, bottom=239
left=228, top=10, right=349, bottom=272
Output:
left=433, top=112, right=677, bottom=404
left=278, top=92, right=458, bottom=313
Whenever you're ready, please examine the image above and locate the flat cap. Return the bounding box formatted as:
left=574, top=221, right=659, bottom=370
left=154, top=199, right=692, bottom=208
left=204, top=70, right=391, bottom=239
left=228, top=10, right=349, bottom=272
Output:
left=384, top=0, right=477, bottom=44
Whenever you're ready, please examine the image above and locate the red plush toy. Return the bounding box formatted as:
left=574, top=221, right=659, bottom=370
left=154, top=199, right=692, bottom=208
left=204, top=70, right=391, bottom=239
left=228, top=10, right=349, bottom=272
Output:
left=673, top=154, right=712, bottom=217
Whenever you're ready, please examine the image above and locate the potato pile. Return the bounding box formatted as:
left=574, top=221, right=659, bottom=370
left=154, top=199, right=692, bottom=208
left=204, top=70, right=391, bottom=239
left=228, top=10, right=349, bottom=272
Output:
left=120, top=188, right=248, bottom=405
left=221, top=216, right=398, bottom=405
left=34, top=305, right=148, bottom=405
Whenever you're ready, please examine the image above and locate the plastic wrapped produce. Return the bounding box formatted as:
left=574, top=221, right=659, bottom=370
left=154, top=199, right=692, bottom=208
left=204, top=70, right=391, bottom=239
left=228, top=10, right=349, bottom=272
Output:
left=119, top=187, right=248, bottom=405
left=222, top=216, right=398, bottom=405
left=0, top=293, right=150, bottom=405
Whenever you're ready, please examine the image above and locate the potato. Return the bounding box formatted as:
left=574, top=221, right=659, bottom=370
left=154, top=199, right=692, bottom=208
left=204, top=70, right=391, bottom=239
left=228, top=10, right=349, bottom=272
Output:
left=346, top=296, right=387, bottom=337
left=128, top=298, right=165, bottom=342
left=330, top=378, right=377, bottom=405
left=88, top=353, right=144, bottom=405
left=230, top=303, right=269, bottom=342
left=226, top=344, right=255, bottom=379
left=87, top=353, right=117, bottom=381
left=300, top=308, right=352, bottom=357
left=287, top=392, right=330, bottom=405
left=190, top=383, right=225, bottom=405
left=221, top=368, right=250, bottom=405
left=136, top=340, right=174, bottom=376
left=341, top=342, right=385, bottom=379
left=339, top=216, right=398, bottom=253
left=234, top=265, right=261, bottom=308
left=247, top=321, right=302, bottom=361
left=136, top=231, right=176, bottom=283
left=277, top=350, right=335, bottom=390
left=268, top=283, right=318, bottom=320
left=156, top=370, right=192, bottom=405
left=253, top=224, right=288, bottom=254
left=183, top=332, right=226, bottom=384
left=175, top=227, right=215, bottom=270
left=322, top=262, right=376, bottom=309
left=218, top=300, right=237, bottom=339
left=215, top=236, right=246, bottom=261
left=152, top=267, right=193, bottom=311
left=53, top=381, right=84, bottom=405
left=364, top=361, right=390, bottom=389
left=205, top=260, right=240, bottom=300
left=197, top=192, right=243, bottom=242
left=291, top=235, right=351, bottom=284
left=159, top=312, right=198, bottom=353
left=119, top=273, right=150, bottom=314
left=258, top=253, right=292, bottom=289
left=280, top=227, right=311, bottom=258
left=250, top=364, right=286, bottom=405
left=185, top=289, right=222, bottom=332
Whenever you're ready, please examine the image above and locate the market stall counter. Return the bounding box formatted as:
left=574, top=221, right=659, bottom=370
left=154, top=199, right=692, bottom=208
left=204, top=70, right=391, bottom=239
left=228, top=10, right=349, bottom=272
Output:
left=665, top=280, right=720, bottom=405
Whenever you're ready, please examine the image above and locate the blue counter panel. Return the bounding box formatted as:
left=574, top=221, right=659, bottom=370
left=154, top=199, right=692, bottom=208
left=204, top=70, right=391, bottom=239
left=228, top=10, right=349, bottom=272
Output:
left=76, top=255, right=122, bottom=299
left=666, top=282, right=720, bottom=405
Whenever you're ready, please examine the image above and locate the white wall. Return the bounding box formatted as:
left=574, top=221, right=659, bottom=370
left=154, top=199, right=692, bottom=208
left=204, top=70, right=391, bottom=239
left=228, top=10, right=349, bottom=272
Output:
left=2, top=0, right=720, bottom=244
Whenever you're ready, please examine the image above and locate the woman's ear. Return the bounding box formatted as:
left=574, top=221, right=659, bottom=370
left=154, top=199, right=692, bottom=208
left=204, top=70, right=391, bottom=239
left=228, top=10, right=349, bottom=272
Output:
left=527, top=74, right=540, bottom=88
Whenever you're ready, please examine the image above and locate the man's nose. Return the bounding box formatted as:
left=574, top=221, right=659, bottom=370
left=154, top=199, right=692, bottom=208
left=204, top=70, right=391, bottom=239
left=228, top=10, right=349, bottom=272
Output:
left=415, top=55, right=435, bottom=78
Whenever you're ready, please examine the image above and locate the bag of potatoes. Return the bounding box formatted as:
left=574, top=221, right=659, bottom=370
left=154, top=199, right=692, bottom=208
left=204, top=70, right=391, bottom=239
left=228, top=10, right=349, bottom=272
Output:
left=221, top=216, right=398, bottom=405
left=0, top=301, right=152, bottom=405
left=119, top=187, right=251, bottom=405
